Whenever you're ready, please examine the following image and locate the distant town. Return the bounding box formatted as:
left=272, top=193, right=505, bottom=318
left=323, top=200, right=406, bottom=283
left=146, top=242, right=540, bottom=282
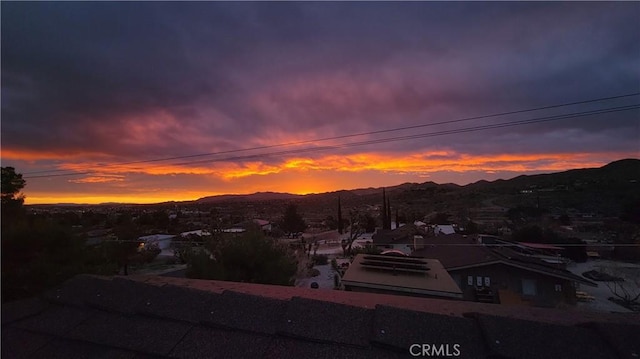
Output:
left=4, top=159, right=638, bottom=313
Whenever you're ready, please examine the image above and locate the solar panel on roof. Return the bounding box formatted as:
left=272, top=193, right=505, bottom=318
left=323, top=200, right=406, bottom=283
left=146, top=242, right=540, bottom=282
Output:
left=360, top=263, right=429, bottom=274
left=361, top=260, right=429, bottom=270
left=362, top=255, right=427, bottom=265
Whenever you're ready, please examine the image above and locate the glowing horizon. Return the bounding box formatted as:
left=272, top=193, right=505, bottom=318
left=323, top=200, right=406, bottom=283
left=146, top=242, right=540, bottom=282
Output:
left=3, top=3, right=638, bottom=205
left=16, top=151, right=638, bottom=205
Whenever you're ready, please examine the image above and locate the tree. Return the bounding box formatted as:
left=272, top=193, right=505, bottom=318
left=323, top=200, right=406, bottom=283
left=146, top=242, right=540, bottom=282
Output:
left=185, top=231, right=297, bottom=286
left=280, top=204, right=307, bottom=234
left=1, top=167, right=26, bottom=219
left=111, top=221, right=143, bottom=275
left=381, top=188, right=392, bottom=230
left=431, top=212, right=452, bottom=225
left=341, top=209, right=367, bottom=256
left=599, top=263, right=640, bottom=309
left=363, top=213, right=377, bottom=233
left=337, top=196, right=344, bottom=234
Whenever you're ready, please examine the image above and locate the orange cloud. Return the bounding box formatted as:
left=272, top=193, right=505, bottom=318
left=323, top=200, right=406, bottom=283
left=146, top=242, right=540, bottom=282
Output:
left=0, top=148, right=111, bottom=161
left=68, top=174, right=125, bottom=184
left=18, top=149, right=636, bottom=205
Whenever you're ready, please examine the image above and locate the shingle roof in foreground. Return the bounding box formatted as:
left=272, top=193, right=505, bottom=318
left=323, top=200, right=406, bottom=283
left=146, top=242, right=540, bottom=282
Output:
left=2, top=274, right=639, bottom=359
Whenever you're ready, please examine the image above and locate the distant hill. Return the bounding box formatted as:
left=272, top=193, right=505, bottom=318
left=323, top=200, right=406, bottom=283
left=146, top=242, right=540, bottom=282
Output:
left=195, top=191, right=302, bottom=203
left=31, top=159, right=639, bottom=215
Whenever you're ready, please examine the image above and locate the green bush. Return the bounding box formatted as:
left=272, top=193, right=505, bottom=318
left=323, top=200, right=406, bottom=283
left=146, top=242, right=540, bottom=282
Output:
left=185, top=231, right=297, bottom=286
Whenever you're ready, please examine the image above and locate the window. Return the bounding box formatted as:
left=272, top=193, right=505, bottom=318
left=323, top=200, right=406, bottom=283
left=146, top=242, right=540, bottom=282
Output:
left=522, top=279, right=537, bottom=296
left=467, top=276, right=473, bottom=285
left=484, top=277, right=491, bottom=286
left=476, top=276, right=482, bottom=287
left=555, top=284, right=562, bottom=292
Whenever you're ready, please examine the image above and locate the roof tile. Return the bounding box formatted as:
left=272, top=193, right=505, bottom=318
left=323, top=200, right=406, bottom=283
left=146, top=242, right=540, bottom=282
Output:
left=263, top=337, right=399, bottom=359
left=134, top=282, right=214, bottom=323
left=373, top=305, right=485, bottom=359
left=67, top=311, right=192, bottom=356
left=1, top=327, right=52, bottom=358
left=169, top=326, right=272, bottom=359
left=1, top=297, right=49, bottom=325
left=13, top=304, right=92, bottom=336
left=84, top=277, right=158, bottom=314
left=202, top=290, right=288, bottom=334
left=279, top=296, right=374, bottom=347
left=44, top=275, right=112, bottom=307
left=585, top=322, right=640, bottom=359
left=473, top=313, right=618, bottom=359
left=31, top=338, right=139, bottom=359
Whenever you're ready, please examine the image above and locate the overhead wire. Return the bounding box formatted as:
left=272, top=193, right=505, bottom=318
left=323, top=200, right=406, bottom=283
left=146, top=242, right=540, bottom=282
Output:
left=22, top=100, right=640, bottom=179
left=21, top=92, right=640, bottom=176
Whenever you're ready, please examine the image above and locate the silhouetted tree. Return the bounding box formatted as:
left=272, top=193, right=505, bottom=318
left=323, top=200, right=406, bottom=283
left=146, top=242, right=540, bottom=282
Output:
left=381, top=188, right=392, bottom=230
left=337, top=196, right=344, bottom=234
left=341, top=209, right=367, bottom=256
left=363, top=213, right=377, bottom=233
left=1, top=167, right=26, bottom=220
left=382, top=188, right=388, bottom=230
left=280, top=204, right=307, bottom=234
left=431, top=212, right=454, bottom=225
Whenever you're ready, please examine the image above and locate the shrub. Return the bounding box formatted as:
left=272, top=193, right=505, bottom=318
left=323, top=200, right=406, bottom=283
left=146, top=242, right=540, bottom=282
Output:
left=330, top=258, right=339, bottom=271
left=350, top=245, right=382, bottom=255
left=185, top=231, right=297, bottom=286
left=308, top=268, right=320, bottom=277
left=140, top=243, right=161, bottom=263
left=311, top=254, right=328, bottom=266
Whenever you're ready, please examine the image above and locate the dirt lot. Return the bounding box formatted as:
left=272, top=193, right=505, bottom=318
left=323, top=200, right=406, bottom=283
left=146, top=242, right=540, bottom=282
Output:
left=567, top=259, right=640, bottom=313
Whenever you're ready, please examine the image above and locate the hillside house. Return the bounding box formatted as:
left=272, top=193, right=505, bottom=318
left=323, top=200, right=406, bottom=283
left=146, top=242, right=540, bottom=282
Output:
left=413, top=234, right=597, bottom=307
left=341, top=254, right=463, bottom=299
left=372, top=225, right=424, bottom=255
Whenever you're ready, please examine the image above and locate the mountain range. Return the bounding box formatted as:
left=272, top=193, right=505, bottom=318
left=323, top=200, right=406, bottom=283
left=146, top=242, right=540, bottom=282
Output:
left=194, top=159, right=639, bottom=214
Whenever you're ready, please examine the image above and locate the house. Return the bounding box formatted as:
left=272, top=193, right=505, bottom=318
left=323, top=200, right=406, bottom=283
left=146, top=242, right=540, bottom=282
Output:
left=137, top=234, right=176, bottom=251
left=412, top=234, right=598, bottom=307
left=433, top=224, right=456, bottom=235
left=180, top=229, right=212, bottom=238
left=341, top=254, right=463, bottom=300
left=3, top=274, right=638, bottom=358
left=222, top=219, right=272, bottom=235
left=253, top=219, right=272, bottom=233
left=371, top=224, right=423, bottom=255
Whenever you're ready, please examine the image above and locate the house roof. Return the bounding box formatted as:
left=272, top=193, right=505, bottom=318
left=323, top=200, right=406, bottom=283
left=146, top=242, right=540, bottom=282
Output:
left=434, top=224, right=456, bottom=235
left=517, top=242, right=565, bottom=250
left=138, top=233, right=176, bottom=242
left=372, top=224, right=420, bottom=245
left=413, top=235, right=499, bottom=268
left=341, top=254, right=462, bottom=298
left=3, top=274, right=639, bottom=359
left=413, top=235, right=597, bottom=287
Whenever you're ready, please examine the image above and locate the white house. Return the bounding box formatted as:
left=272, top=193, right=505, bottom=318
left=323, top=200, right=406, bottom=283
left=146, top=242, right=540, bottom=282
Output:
left=138, top=234, right=176, bottom=250
left=434, top=225, right=456, bottom=236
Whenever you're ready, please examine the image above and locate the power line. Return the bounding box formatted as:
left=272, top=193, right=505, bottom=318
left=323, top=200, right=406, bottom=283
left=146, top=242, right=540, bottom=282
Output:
left=23, top=103, right=640, bottom=179
left=98, top=240, right=640, bottom=248
left=71, top=104, right=640, bottom=172
left=22, top=92, right=640, bottom=176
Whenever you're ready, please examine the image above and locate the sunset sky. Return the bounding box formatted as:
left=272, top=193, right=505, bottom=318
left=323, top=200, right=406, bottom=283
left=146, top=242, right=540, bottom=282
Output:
left=2, top=2, right=639, bottom=204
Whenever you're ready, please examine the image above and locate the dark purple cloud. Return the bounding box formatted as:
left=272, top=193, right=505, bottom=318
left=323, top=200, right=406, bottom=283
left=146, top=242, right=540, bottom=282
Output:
left=2, top=2, right=639, bottom=161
